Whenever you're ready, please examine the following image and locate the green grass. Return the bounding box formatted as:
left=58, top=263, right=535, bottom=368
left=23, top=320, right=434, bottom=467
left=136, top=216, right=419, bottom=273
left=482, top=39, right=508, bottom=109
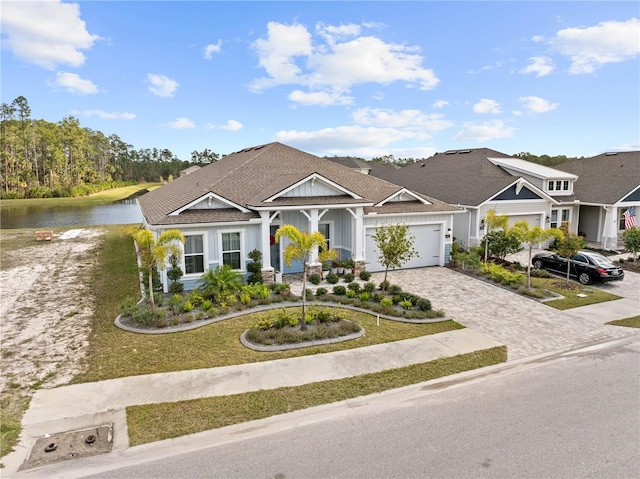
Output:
left=530, top=277, right=622, bottom=310
left=0, top=394, right=31, bottom=459
left=126, top=345, right=507, bottom=446
left=72, top=229, right=463, bottom=383
left=0, top=182, right=161, bottom=210
left=607, top=316, right=640, bottom=328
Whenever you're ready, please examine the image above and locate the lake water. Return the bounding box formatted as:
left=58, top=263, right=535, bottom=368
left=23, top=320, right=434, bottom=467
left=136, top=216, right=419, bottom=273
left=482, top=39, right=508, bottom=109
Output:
left=0, top=200, right=144, bottom=229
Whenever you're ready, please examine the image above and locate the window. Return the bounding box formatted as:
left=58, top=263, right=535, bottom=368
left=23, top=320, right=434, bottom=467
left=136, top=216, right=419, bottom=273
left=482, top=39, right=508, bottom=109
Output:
left=222, top=232, right=241, bottom=269
left=556, top=180, right=562, bottom=190
left=318, top=223, right=331, bottom=250
left=184, top=235, right=204, bottom=274
left=561, top=209, right=570, bottom=222
left=563, top=180, right=569, bottom=191
left=550, top=209, right=570, bottom=229
left=550, top=209, right=558, bottom=228
left=548, top=181, right=555, bottom=191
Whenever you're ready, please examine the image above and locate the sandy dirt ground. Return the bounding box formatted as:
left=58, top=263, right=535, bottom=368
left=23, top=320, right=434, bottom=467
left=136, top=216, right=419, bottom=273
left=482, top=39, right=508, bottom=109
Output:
left=0, top=228, right=104, bottom=397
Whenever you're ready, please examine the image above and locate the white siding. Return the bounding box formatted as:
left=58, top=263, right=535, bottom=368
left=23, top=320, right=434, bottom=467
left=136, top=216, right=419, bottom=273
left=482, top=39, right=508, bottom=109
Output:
left=283, top=180, right=341, bottom=197
left=190, top=197, right=233, bottom=210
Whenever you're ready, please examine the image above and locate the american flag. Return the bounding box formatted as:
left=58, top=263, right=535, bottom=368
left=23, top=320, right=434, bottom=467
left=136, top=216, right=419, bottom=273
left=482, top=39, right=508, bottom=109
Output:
left=623, top=206, right=637, bottom=229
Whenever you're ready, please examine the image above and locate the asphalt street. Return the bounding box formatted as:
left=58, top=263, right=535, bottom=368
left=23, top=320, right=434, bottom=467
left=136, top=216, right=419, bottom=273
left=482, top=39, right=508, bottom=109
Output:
left=35, top=334, right=639, bottom=479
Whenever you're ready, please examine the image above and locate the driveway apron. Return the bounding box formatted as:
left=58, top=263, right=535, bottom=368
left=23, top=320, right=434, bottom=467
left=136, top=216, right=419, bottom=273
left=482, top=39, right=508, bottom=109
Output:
left=371, top=267, right=638, bottom=360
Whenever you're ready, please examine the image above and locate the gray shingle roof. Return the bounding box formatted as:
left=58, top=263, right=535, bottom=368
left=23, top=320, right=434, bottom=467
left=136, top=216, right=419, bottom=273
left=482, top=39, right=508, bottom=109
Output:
left=138, top=142, right=456, bottom=225
left=324, top=156, right=371, bottom=170
left=369, top=148, right=517, bottom=206
left=554, top=151, right=640, bottom=204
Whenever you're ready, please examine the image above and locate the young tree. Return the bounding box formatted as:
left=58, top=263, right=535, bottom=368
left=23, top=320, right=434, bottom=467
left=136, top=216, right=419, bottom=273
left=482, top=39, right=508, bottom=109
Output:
left=510, top=221, right=563, bottom=289
left=372, top=223, right=418, bottom=286
left=480, top=229, right=522, bottom=261
left=483, top=210, right=509, bottom=263
left=622, top=226, right=640, bottom=260
left=125, top=227, right=185, bottom=308
left=275, top=225, right=338, bottom=331
left=556, top=233, right=587, bottom=279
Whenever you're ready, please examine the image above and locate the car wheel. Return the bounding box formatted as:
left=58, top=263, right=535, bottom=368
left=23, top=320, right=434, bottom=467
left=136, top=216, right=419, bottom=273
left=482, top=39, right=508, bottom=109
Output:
left=578, top=272, right=591, bottom=285
left=533, top=259, right=543, bottom=270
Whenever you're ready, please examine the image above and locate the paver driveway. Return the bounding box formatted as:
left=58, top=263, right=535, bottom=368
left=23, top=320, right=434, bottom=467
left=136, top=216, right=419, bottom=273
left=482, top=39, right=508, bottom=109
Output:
left=369, top=267, right=638, bottom=360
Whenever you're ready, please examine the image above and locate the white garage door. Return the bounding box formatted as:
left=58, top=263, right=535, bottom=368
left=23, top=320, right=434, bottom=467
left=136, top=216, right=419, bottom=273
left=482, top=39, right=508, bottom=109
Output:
left=507, top=214, right=541, bottom=227
left=364, top=224, right=442, bottom=272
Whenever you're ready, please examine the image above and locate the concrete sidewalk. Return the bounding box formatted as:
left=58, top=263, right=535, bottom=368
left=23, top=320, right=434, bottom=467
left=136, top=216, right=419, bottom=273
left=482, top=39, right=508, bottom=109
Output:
left=3, top=328, right=502, bottom=474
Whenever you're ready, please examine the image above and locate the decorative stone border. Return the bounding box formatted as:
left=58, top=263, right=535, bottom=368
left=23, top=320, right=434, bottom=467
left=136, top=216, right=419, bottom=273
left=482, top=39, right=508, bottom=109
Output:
left=239, top=324, right=366, bottom=352
left=115, top=300, right=451, bottom=335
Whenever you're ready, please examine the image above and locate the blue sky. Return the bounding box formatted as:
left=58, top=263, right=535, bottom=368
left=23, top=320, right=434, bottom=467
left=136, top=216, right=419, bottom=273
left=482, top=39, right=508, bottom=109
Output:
left=2, top=1, right=639, bottom=161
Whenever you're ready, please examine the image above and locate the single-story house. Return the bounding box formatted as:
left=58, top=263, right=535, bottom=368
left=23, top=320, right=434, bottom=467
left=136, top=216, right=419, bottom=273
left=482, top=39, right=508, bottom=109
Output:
left=554, top=151, right=640, bottom=250
left=369, top=148, right=563, bottom=248
left=137, top=142, right=461, bottom=292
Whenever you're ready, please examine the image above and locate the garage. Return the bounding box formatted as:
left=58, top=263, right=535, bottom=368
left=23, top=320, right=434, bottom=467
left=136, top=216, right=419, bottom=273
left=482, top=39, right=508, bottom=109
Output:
left=364, top=224, right=442, bottom=272
left=506, top=214, right=542, bottom=227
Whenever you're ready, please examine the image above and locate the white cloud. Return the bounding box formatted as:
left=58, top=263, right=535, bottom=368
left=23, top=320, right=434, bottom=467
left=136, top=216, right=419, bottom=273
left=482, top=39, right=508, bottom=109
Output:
left=288, top=90, right=353, bottom=106
left=220, top=120, right=243, bottom=131
left=276, top=125, right=422, bottom=151
left=551, top=18, right=640, bottom=73
left=0, top=0, right=100, bottom=69
left=520, top=56, right=554, bottom=77
left=54, top=72, right=98, bottom=95
left=250, top=21, right=439, bottom=98
left=168, top=117, right=195, bottom=129
left=453, top=120, right=515, bottom=142
left=81, top=110, right=135, bottom=120
left=352, top=107, right=452, bottom=131
left=147, top=74, right=179, bottom=97
left=432, top=100, right=449, bottom=109
left=519, top=96, right=558, bottom=113
left=473, top=99, right=501, bottom=114
left=204, top=40, right=222, bottom=60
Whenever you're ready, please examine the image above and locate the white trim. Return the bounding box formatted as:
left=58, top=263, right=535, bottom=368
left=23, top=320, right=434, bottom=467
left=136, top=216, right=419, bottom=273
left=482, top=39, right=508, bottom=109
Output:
left=481, top=178, right=559, bottom=205
left=250, top=202, right=373, bottom=211
left=263, top=173, right=363, bottom=202
left=217, top=229, right=246, bottom=271
left=169, top=192, right=250, bottom=216
left=181, top=231, right=209, bottom=280
left=375, top=188, right=431, bottom=207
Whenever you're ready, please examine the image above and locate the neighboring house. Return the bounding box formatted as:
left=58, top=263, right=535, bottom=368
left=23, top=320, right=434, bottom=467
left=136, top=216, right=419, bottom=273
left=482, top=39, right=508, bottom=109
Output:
left=554, top=151, right=640, bottom=250
left=324, top=156, right=372, bottom=174
left=179, top=165, right=201, bottom=177
left=137, top=142, right=460, bottom=292
left=369, top=148, right=561, bottom=249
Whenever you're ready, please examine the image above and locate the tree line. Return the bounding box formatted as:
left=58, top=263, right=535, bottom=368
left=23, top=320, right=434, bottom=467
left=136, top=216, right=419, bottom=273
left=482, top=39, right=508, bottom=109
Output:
left=0, top=96, right=220, bottom=199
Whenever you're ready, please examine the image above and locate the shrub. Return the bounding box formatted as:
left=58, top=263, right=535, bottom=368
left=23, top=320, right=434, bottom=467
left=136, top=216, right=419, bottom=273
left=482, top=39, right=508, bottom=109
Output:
left=372, top=292, right=384, bottom=303
left=378, top=280, right=390, bottom=291
left=315, top=287, right=328, bottom=297
left=481, top=262, right=525, bottom=286
left=333, top=285, right=347, bottom=296
left=359, top=270, right=371, bottom=281
left=169, top=282, right=184, bottom=294
left=169, top=294, right=185, bottom=313
left=388, top=284, right=402, bottom=295
left=342, top=273, right=355, bottom=283
left=326, top=273, right=339, bottom=284
left=346, top=290, right=356, bottom=298
left=530, top=268, right=552, bottom=278
left=380, top=298, right=393, bottom=307
left=201, top=299, right=214, bottom=311
left=391, top=294, right=403, bottom=305
left=399, top=300, right=413, bottom=310
left=363, top=282, right=376, bottom=293
left=239, top=291, right=252, bottom=304
left=131, top=305, right=155, bottom=325
left=182, top=300, right=194, bottom=312
left=308, top=273, right=321, bottom=285
left=246, top=249, right=263, bottom=284
left=188, top=291, right=204, bottom=307
left=347, top=282, right=361, bottom=292
left=359, top=292, right=370, bottom=302
left=119, top=296, right=138, bottom=317
left=416, top=298, right=432, bottom=311
left=305, top=289, right=314, bottom=299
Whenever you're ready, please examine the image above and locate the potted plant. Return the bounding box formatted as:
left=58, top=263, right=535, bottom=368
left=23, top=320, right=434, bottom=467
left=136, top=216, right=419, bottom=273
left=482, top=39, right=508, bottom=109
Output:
left=322, top=261, right=331, bottom=278
left=331, top=261, right=339, bottom=275
left=342, top=257, right=355, bottom=274
left=336, top=261, right=345, bottom=275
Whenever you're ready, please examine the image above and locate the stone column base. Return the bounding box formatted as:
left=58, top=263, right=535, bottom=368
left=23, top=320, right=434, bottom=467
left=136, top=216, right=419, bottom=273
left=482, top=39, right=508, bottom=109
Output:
left=354, top=260, right=367, bottom=276
left=261, top=269, right=275, bottom=284
left=307, top=263, right=322, bottom=277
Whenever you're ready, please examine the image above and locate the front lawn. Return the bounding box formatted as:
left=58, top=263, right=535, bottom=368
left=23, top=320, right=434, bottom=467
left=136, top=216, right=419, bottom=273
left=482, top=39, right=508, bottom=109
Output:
left=127, top=346, right=507, bottom=446
left=607, top=316, right=640, bottom=328
left=73, top=228, right=463, bottom=383
left=530, top=277, right=622, bottom=310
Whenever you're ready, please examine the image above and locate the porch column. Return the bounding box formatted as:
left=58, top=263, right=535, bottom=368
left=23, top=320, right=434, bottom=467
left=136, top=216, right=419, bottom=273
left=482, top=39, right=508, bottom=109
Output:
left=260, top=211, right=274, bottom=281
left=602, top=206, right=618, bottom=250
left=353, top=207, right=364, bottom=260
left=309, top=209, right=320, bottom=264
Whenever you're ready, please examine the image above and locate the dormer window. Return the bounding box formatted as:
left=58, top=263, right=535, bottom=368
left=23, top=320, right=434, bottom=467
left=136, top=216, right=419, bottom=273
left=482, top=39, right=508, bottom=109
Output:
left=555, top=180, right=562, bottom=190
left=548, top=179, right=571, bottom=193
left=548, top=181, right=554, bottom=191
left=563, top=180, right=569, bottom=190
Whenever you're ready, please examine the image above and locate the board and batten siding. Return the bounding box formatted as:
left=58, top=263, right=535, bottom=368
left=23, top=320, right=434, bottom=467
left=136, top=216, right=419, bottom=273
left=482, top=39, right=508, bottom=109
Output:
left=282, top=181, right=342, bottom=197
left=479, top=200, right=550, bottom=222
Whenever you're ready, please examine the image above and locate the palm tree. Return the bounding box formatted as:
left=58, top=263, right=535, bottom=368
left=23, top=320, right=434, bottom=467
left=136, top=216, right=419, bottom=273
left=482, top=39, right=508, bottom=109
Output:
left=275, top=225, right=338, bottom=331
left=125, top=227, right=185, bottom=308
left=510, top=221, right=563, bottom=289
left=197, top=264, right=245, bottom=306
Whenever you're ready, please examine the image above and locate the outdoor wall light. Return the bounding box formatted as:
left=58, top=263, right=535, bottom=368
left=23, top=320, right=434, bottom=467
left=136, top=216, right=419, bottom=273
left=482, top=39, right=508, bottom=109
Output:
left=445, top=228, right=452, bottom=238
left=479, top=219, right=485, bottom=230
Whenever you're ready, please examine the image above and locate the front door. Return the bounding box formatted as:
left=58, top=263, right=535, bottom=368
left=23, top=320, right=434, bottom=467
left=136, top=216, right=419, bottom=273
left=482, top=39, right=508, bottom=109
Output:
left=270, top=225, right=280, bottom=272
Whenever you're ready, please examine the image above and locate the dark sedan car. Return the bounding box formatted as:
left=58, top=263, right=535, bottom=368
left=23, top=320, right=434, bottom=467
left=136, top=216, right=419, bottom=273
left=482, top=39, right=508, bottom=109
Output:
left=531, top=250, right=624, bottom=285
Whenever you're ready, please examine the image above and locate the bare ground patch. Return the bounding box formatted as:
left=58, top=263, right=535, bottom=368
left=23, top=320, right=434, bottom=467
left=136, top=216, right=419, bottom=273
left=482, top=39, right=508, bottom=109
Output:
left=0, top=228, right=104, bottom=457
